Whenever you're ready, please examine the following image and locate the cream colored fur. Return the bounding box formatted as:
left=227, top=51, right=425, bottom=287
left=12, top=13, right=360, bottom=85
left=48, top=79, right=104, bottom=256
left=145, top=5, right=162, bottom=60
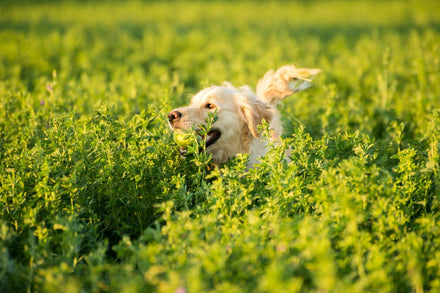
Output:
left=168, top=65, right=320, bottom=167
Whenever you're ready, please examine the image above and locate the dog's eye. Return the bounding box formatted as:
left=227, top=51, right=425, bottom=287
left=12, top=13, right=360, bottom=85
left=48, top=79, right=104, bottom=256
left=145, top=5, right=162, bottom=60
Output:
left=205, top=103, right=215, bottom=109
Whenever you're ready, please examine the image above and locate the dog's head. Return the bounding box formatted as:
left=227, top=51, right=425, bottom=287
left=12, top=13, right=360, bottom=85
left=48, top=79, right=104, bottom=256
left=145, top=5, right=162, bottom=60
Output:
left=168, top=64, right=320, bottom=165
left=168, top=85, right=272, bottom=164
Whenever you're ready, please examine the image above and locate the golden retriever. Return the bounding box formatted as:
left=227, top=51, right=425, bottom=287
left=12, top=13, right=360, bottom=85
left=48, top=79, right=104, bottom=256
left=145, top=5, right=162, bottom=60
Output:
left=168, top=65, right=320, bottom=167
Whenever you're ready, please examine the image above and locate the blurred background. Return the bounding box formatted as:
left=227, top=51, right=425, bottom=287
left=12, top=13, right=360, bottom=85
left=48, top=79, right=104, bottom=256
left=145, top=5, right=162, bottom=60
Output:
left=2, top=0, right=439, bottom=138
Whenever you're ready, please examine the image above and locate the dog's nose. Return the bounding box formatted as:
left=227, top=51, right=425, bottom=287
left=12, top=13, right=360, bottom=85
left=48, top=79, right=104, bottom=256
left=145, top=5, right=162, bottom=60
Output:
left=168, top=110, right=182, bottom=123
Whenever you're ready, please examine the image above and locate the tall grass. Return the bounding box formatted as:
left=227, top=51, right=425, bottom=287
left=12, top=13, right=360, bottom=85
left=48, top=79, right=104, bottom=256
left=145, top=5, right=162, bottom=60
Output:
left=1, top=0, right=439, bottom=292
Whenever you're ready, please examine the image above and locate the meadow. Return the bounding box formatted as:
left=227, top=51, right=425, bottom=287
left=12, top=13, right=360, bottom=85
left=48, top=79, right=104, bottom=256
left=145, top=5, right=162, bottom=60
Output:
left=1, top=0, right=440, bottom=292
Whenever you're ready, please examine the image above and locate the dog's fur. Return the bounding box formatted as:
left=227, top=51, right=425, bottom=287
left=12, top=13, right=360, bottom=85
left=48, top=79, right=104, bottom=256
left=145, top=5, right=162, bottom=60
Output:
left=168, top=65, right=320, bottom=167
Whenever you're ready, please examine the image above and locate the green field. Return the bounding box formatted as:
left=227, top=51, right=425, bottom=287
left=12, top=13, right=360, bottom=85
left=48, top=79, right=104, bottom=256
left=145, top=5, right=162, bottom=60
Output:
left=1, top=0, right=440, bottom=292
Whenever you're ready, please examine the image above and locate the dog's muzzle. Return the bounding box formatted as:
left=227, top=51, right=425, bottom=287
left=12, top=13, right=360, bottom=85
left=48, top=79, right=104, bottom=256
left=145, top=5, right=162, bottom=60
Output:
left=178, top=129, right=222, bottom=158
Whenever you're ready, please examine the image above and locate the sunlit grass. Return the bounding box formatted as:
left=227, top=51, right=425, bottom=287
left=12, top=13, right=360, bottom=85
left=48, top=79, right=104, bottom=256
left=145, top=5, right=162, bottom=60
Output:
left=1, top=0, right=439, bottom=292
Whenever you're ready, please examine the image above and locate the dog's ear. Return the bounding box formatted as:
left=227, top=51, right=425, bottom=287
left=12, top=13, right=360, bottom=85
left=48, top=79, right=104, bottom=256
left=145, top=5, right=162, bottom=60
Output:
left=256, top=65, right=320, bottom=106
left=237, top=94, right=273, bottom=138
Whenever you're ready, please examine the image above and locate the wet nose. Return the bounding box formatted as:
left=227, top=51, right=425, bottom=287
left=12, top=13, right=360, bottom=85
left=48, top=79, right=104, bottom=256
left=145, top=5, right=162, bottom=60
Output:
left=168, top=110, right=182, bottom=123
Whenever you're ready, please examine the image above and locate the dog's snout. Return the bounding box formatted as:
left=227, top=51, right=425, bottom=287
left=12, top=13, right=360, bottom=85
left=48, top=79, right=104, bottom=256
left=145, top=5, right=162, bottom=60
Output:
left=168, top=110, right=182, bottom=123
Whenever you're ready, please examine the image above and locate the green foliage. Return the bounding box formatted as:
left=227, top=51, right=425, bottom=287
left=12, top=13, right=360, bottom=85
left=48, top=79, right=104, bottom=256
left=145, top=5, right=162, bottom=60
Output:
left=1, top=0, right=440, bottom=292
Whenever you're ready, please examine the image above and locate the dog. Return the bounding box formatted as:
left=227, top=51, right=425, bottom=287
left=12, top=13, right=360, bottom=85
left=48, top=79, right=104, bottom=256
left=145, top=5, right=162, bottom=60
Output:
left=168, top=65, right=320, bottom=167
